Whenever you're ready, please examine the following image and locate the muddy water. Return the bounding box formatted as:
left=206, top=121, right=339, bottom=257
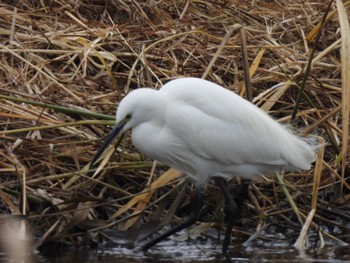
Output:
left=33, top=240, right=350, bottom=263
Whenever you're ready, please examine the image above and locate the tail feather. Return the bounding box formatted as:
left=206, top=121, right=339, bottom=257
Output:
left=284, top=135, right=318, bottom=170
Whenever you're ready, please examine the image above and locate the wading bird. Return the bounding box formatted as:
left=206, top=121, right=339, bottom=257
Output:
left=91, top=77, right=315, bottom=255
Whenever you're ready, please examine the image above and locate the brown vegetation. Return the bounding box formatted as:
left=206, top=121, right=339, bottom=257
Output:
left=0, top=0, right=349, bottom=253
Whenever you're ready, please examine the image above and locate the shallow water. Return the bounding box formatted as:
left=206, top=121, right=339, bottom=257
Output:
left=1, top=226, right=349, bottom=263
left=31, top=239, right=350, bottom=263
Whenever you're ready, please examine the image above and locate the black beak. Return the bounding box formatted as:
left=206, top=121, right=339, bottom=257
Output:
left=91, top=120, right=127, bottom=166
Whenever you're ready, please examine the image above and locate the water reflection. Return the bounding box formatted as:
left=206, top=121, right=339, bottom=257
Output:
left=33, top=240, right=350, bottom=263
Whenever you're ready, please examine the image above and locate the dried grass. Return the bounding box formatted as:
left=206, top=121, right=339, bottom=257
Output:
left=0, top=0, right=349, bottom=253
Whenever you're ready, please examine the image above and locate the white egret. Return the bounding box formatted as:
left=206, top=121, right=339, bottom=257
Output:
left=91, top=77, right=316, bottom=255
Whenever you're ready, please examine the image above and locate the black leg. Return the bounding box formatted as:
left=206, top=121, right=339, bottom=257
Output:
left=142, top=184, right=202, bottom=251
left=214, top=177, right=238, bottom=256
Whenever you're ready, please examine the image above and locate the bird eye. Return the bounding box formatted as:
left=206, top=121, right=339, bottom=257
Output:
left=125, top=113, right=132, bottom=119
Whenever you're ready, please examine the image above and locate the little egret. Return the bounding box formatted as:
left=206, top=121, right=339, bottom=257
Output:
left=91, top=77, right=316, bottom=255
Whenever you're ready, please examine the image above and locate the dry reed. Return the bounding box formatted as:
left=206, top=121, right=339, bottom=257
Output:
left=0, top=0, right=349, bottom=254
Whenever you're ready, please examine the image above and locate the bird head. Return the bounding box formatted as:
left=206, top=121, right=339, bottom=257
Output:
left=91, top=88, right=162, bottom=165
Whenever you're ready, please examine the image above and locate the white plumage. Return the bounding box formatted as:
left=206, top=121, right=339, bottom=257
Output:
left=116, top=77, right=315, bottom=184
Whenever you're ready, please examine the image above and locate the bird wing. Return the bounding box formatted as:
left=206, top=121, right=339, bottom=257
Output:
left=166, top=103, right=286, bottom=166
left=161, top=78, right=314, bottom=169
